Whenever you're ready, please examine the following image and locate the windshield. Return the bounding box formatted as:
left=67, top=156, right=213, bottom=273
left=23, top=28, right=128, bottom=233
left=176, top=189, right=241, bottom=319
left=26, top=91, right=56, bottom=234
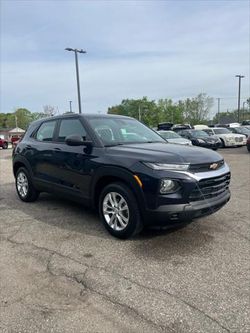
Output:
left=87, top=117, right=165, bottom=146
left=232, top=127, right=250, bottom=135
left=158, top=131, right=181, bottom=139
left=191, top=130, right=209, bottom=138
left=213, top=128, right=231, bottom=134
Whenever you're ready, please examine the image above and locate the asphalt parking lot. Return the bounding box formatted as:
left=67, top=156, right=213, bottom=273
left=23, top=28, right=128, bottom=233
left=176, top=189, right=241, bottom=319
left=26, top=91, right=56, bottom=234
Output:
left=0, top=147, right=249, bottom=333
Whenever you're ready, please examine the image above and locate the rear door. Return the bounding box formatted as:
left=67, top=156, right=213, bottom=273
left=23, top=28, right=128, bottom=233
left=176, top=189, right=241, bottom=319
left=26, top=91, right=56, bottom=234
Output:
left=29, top=119, right=58, bottom=185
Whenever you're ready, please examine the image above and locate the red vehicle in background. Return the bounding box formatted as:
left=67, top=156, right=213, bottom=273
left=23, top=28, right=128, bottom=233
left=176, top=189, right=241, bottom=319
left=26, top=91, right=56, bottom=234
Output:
left=11, top=135, right=22, bottom=144
left=0, top=136, right=8, bottom=149
left=11, top=135, right=23, bottom=149
left=247, top=136, right=250, bottom=152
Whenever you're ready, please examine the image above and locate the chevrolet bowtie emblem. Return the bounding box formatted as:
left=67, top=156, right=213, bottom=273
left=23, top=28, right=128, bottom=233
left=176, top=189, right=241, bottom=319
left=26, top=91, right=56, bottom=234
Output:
left=210, top=163, right=218, bottom=170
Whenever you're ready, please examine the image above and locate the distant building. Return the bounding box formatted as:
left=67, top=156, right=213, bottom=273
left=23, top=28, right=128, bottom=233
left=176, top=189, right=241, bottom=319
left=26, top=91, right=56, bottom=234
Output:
left=0, top=127, right=25, bottom=141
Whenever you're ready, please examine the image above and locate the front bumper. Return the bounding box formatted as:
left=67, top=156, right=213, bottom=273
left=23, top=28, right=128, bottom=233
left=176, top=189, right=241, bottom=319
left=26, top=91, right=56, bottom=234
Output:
left=145, top=190, right=230, bottom=226
left=196, top=141, right=221, bottom=149
left=224, top=139, right=246, bottom=146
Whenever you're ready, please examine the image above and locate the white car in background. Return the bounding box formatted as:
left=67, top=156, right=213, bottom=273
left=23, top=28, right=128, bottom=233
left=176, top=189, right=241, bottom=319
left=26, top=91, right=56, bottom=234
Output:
left=203, top=127, right=246, bottom=147
left=158, top=130, right=192, bottom=145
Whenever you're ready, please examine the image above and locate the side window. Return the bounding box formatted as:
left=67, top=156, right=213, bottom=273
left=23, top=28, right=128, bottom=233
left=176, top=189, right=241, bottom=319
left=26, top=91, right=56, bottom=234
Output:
left=58, top=118, right=87, bottom=142
left=180, top=131, right=188, bottom=138
left=35, top=121, right=56, bottom=142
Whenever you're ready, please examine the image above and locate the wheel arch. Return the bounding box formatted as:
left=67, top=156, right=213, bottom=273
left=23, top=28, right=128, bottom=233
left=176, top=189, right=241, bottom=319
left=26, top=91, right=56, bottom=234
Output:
left=13, top=157, right=33, bottom=177
left=91, top=167, right=146, bottom=216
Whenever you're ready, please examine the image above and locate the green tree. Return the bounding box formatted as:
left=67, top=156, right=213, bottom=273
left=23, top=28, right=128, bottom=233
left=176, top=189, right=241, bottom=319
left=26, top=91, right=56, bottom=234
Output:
left=157, top=99, right=185, bottom=124
left=182, top=94, right=213, bottom=124
left=108, top=97, right=159, bottom=126
left=14, top=108, right=35, bottom=129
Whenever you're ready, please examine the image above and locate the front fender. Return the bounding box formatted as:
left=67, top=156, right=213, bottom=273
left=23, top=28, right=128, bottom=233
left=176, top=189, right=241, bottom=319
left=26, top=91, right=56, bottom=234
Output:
left=90, top=166, right=146, bottom=215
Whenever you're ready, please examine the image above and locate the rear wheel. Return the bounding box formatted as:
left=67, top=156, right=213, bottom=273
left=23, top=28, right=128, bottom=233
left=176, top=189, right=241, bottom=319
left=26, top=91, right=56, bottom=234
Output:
left=16, top=167, right=39, bottom=202
left=2, top=142, right=8, bottom=149
left=99, top=182, right=143, bottom=239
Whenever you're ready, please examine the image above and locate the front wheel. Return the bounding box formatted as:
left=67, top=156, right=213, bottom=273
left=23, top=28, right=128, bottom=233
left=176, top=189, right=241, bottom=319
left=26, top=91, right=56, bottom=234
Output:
left=16, top=167, right=39, bottom=202
left=99, top=182, right=143, bottom=239
left=2, top=142, right=8, bottom=149
left=220, top=139, right=225, bottom=148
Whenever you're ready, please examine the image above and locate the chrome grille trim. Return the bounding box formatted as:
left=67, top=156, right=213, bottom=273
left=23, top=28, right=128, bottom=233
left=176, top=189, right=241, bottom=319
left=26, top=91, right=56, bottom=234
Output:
left=189, top=173, right=231, bottom=201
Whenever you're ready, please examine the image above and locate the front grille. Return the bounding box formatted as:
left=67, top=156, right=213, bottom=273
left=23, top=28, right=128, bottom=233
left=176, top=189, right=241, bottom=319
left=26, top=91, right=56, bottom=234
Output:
left=189, top=160, right=224, bottom=173
left=189, top=172, right=230, bottom=201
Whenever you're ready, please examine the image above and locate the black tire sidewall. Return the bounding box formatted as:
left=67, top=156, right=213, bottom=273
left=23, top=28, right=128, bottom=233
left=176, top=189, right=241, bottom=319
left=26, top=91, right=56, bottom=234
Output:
left=3, top=142, right=8, bottom=149
left=99, top=182, right=142, bottom=239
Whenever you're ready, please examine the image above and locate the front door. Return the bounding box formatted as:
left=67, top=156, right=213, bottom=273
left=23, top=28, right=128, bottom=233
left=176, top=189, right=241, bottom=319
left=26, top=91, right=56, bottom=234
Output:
left=52, top=117, right=94, bottom=200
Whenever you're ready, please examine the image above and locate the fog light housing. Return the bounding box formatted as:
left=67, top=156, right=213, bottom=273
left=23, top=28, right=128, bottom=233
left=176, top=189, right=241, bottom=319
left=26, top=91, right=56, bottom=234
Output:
left=160, top=179, right=179, bottom=194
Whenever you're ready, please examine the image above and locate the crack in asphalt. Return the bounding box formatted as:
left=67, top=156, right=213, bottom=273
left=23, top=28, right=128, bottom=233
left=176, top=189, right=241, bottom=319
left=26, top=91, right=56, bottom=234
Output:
left=2, top=233, right=231, bottom=333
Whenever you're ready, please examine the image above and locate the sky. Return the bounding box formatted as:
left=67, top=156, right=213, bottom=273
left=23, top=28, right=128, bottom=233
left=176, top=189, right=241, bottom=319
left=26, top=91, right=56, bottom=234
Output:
left=0, top=0, right=249, bottom=118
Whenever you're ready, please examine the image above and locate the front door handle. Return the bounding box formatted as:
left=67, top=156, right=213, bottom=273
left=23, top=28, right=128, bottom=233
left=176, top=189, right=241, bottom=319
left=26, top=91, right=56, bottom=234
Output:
left=53, top=147, right=61, bottom=151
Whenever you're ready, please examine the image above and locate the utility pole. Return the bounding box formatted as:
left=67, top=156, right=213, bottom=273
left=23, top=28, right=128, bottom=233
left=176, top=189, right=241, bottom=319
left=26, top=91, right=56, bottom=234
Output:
left=235, top=75, right=245, bottom=122
left=65, top=48, right=87, bottom=114
left=138, top=105, right=141, bottom=121
left=217, top=98, right=220, bottom=123
left=242, top=101, right=247, bottom=121
left=69, top=100, right=72, bottom=113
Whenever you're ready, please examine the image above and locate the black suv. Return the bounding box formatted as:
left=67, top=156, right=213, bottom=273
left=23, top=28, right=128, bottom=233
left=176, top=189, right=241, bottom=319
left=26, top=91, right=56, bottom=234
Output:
left=13, top=114, right=231, bottom=238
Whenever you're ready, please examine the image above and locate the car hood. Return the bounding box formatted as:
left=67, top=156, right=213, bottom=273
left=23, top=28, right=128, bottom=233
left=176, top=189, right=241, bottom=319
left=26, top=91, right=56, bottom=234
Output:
left=167, top=138, right=191, bottom=144
left=107, top=142, right=222, bottom=164
left=217, top=133, right=245, bottom=138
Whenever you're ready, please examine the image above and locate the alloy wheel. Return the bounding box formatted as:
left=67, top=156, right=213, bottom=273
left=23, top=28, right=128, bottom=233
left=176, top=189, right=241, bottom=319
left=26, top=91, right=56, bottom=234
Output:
left=102, top=192, right=129, bottom=231
left=17, top=171, right=29, bottom=198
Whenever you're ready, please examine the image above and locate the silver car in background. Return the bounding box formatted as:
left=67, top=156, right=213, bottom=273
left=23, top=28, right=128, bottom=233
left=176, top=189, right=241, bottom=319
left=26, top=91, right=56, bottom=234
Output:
left=158, top=130, right=192, bottom=145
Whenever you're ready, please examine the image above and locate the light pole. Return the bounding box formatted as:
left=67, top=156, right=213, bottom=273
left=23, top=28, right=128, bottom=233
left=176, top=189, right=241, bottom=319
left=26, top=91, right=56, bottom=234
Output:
left=235, top=75, right=244, bottom=123
left=65, top=48, right=86, bottom=114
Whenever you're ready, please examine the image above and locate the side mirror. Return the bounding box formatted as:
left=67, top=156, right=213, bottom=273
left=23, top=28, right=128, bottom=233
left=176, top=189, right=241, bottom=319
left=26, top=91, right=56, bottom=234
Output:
left=65, top=135, right=92, bottom=147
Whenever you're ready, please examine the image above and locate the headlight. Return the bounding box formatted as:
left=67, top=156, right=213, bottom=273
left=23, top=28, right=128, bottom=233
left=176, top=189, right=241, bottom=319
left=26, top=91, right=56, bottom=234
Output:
left=143, top=162, right=189, bottom=171
left=160, top=179, right=180, bottom=194
left=197, top=138, right=205, bottom=143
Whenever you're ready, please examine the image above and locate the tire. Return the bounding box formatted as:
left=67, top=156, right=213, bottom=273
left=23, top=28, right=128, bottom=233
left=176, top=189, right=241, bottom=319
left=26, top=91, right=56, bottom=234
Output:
left=220, top=139, right=225, bottom=148
left=15, top=167, right=39, bottom=202
left=2, top=142, right=8, bottom=149
left=99, top=182, right=143, bottom=239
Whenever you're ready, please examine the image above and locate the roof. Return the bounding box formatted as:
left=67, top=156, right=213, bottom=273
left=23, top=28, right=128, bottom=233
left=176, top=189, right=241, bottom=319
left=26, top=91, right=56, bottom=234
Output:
left=28, top=113, right=133, bottom=127
left=9, top=127, right=25, bottom=133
